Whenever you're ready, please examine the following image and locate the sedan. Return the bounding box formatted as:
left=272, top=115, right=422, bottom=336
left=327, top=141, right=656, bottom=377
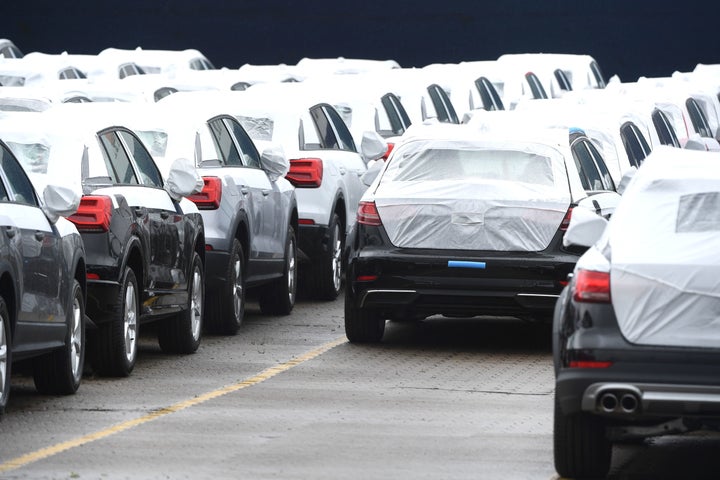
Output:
left=344, top=124, right=618, bottom=342
left=0, top=137, right=86, bottom=412
left=553, top=146, right=720, bottom=479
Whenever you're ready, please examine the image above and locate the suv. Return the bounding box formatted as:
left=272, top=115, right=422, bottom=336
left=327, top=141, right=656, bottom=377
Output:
left=0, top=137, right=86, bottom=412
left=12, top=106, right=207, bottom=377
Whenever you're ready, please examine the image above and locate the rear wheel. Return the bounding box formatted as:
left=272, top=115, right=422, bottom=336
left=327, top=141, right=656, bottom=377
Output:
left=34, top=279, right=85, bottom=395
left=344, top=287, right=385, bottom=343
left=206, top=240, right=244, bottom=335
left=553, top=393, right=612, bottom=479
left=308, top=213, right=343, bottom=300
left=91, top=267, right=139, bottom=377
left=159, top=252, right=204, bottom=354
left=0, top=297, right=11, bottom=413
left=259, top=225, right=297, bottom=315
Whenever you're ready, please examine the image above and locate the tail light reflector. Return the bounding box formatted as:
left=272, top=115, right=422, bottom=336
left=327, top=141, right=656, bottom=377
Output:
left=188, top=177, right=222, bottom=210
left=68, top=196, right=113, bottom=232
left=357, top=201, right=382, bottom=226
left=286, top=158, right=323, bottom=187
left=569, top=360, right=613, bottom=369
left=573, top=269, right=611, bottom=303
left=382, top=142, right=395, bottom=161
left=560, top=207, right=573, bottom=231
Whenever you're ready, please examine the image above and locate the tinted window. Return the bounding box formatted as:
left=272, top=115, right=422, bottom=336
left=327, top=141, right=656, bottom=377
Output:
left=380, top=93, right=411, bottom=134
left=475, top=76, right=505, bottom=111
left=525, top=72, right=548, bottom=99
left=208, top=119, right=243, bottom=166
left=0, top=143, right=37, bottom=206
left=99, top=130, right=138, bottom=184
left=571, top=138, right=606, bottom=191
left=554, top=69, right=572, bottom=91
left=309, top=105, right=339, bottom=150
left=324, top=105, right=357, bottom=151
left=231, top=82, right=251, bottom=91
left=117, top=130, right=163, bottom=187
left=427, top=84, right=459, bottom=124
left=154, top=87, right=177, bottom=102
left=584, top=139, right=615, bottom=191
left=619, top=122, right=651, bottom=168
left=652, top=109, right=681, bottom=148
left=590, top=61, right=606, bottom=88
left=223, top=117, right=262, bottom=168
left=686, top=98, right=712, bottom=138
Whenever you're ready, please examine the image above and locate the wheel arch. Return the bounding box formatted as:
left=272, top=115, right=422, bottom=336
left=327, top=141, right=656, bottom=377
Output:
left=0, top=270, right=17, bottom=335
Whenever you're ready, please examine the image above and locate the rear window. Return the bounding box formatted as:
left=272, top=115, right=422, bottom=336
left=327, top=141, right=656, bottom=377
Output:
left=677, top=192, right=720, bottom=233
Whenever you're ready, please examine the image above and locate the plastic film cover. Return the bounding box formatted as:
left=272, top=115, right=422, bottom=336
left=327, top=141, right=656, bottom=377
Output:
left=609, top=147, right=720, bottom=348
left=375, top=140, right=571, bottom=251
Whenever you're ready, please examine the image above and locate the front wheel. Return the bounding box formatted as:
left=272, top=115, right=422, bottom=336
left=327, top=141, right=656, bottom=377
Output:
left=159, top=252, right=204, bottom=354
left=0, top=296, right=12, bottom=413
left=344, top=287, right=385, bottom=343
left=90, top=267, right=139, bottom=377
left=259, top=225, right=297, bottom=315
left=34, top=279, right=85, bottom=395
left=553, top=393, right=612, bottom=479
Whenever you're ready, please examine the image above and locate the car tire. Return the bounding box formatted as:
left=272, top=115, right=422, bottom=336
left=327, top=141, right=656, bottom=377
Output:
left=258, top=225, right=297, bottom=316
left=344, top=287, right=385, bottom=343
left=206, top=239, right=245, bottom=335
left=158, top=252, right=204, bottom=354
left=91, top=267, right=139, bottom=377
left=0, top=296, right=12, bottom=414
left=553, top=393, right=611, bottom=479
left=310, top=212, right=343, bottom=301
left=33, top=279, right=85, bottom=395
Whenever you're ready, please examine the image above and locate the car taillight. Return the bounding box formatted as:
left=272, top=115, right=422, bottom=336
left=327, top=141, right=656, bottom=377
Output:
left=357, top=201, right=382, bottom=226
left=573, top=269, right=611, bottom=303
left=188, top=177, right=222, bottom=210
left=286, top=158, right=323, bottom=187
left=68, top=196, right=113, bottom=233
left=560, top=207, right=573, bottom=231
left=382, top=142, right=395, bottom=161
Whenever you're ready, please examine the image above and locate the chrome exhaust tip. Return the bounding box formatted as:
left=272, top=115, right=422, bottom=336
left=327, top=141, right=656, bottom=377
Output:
left=600, top=392, right=618, bottom=413
left=620, top=393, right=639, bottom=413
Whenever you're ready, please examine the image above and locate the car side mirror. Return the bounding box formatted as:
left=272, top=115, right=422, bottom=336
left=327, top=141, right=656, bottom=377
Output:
left=260, top=144, right=290, bottom=182
left=42, top=184, right=81, bottom=224
left=359, top=130, right=387, bottom=165
left=563, top=206, right=608, bottom=248
left=360, top=160, right=384, bottom=187
left=165, top=157, right=203, bottom=201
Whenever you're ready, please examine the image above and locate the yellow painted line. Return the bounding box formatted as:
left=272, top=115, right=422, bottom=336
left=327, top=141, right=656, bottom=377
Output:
left=0, top=336, right=347, bottom=474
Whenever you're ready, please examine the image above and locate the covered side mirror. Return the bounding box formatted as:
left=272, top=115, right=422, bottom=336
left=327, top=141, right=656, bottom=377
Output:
left=260, top=144, right=290, bottom=182
left=165, top=157, right=203, bottom=201
left=563, top=206, right=608, bottom=248
left=359, top=130, right=387, bottom=164
left=360, top=160, right=384, bottom=187
left=42, top=183, right=81, bottom=224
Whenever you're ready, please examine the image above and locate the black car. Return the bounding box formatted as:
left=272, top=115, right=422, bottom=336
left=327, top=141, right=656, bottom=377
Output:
left=344, top=125, right=619, bottom=342
left=6, top=107, right=206, bottom=377
left=0, top=138, right=86, bottom=412
left=553, top=146, right=720, bottom=479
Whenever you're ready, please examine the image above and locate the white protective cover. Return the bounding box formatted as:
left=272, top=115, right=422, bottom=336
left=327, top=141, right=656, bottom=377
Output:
left=374, top=135, right=572, bottom=251
left=608, top=146, right=720, bottom=348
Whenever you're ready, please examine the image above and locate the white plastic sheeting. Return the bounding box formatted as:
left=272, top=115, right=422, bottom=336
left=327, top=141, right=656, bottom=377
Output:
left=374, top=139, right=572, bottom=251
left=609, top=146, right=720, bottom=348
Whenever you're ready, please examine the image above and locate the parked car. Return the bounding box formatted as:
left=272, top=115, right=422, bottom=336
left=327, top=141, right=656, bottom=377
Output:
left=122, top=98, right=299, bottom=334
left=97, top=47, right=215, bottom=74
left=2, top=107, right=206, bottom=376
left=553, top=146, right=720, bottom=479
left=0, top=136, right=86, bottom=412
left=0, top=39, right=23, bottom=59
left=171, top=87, right=385, bottom=300
left=344, top=124, right=620, bottom=342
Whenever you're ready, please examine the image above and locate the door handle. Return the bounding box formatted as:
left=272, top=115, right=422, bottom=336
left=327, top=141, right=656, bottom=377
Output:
left=35, top=231, right=45, bottom=241
left=240, top=186, right=249, bottom=195
left=339, top=167, right=347, bottom=175
left=261, top=190, right=270, bottom=197
left=4, top=226, right=16, bottom=238
left=160, top=211, right=170, bottom=219
left=134, top=207, right=146, bottom=217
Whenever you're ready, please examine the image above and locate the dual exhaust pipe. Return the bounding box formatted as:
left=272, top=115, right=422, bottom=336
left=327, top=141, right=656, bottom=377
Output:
left=599, top=390, right=640, bottom=414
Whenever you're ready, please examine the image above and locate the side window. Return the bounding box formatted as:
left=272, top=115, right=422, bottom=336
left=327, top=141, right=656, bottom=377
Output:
left=0, top=143, right=37, bottom=206
left=99, top=130, right=138, bottom=184
left=324, top=105, right=357, bottom=152
left=686, top=98, right=712, bottom=138
left=554, top=69, right=573, bottom=91
left=475, top=76, right=505, bottom=111
left=571, top=137, right=604, bottom=191
left=208, top=118, right=243, bottom=166
left=584, top=139, right=615, bottom=191
left=117, top=130, right=163, bottom=187
left=652, top=109, right=681, bottom=148
left=309, top=105, right=339, bottom=150
left=224, top=118, right=262, bottom=168
left=154, top=87, right=177, bottom=102
left=619, top=122, right=651, bottom=168
left=525, top=72, right=548, bottom=100
left=427, top=84, right=459, bottom=124
left=589, top=61, right=606, bottom=89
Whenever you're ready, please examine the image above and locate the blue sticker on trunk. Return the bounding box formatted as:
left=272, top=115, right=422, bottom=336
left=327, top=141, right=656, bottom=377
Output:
left=448, top=261, right=486, bottom=269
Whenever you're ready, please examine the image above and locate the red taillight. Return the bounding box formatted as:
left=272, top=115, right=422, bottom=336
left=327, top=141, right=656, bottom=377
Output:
left=298, top=218, right=316, bottom=225
left=356, top=275, right=378, bottom=282
left=560, top=207, right=573, bottom=231
left=357, top=201, right=382, bottom=226
left=569, top=360, right=613, bottom=369
left=68, top=196, right=112, bottom=232
left=286, top=158, right=323, bottom=187
left=382, top=142, right=395, bottom=161
left=86, top=273, right=100, bottom=280
left=188, top=177, right=222, bottom=210
left=573, top=269, right=611, bottom=303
